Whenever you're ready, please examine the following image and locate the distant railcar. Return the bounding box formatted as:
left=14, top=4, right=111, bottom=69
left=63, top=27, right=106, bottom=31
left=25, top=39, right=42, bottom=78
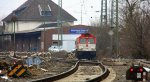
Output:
left=126, top=65, right=148, bottom=81
left=75, top=33, right=96, bottom=60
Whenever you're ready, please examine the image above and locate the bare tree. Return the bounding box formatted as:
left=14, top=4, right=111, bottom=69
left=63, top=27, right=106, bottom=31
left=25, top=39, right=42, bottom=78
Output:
left=90, top=19, right=112, bottom=58
left=120, top=0, right=150, bottom=59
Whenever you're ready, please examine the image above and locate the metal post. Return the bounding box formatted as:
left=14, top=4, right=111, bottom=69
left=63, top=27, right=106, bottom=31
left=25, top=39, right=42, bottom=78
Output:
left=105, top=0, right=107, bottom=25
left=11, top=12, right=17, bottom=57
left=100, top=0, right=107, bottom=28
left=110, top=0, right=119, bottom=57
left=108, top=30, right=114, bottom=56
left=116, top=0, right=119, bottom=57
left=60, top=0, right=63, bottom=46
left=111, top=34, right=113, bottom=55
left=111, top=0, right=114, bottom=27
left=57, top=0, right=60, bottom=46
left=81, top=0, right=83, bottom=24
left=43, top=0, right=46, bottom=52
left=13, top=21, right=16, bottom=57
left=1, top=29, right=4, bottom=51
left=43, top=22, right=45, bottom=52
left=101, top=0, right=103, bottom=28
left=57, top=0, right=62, bottom=46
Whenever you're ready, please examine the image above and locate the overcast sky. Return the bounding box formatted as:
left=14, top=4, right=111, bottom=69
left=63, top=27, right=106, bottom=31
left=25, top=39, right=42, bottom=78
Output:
left=0, top=0, right=102, bottom=25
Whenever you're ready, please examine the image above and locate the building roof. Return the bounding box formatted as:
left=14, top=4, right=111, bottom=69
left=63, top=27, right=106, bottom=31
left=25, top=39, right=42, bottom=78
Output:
left=3, top=0, right=77, bottom=22
left=37, top=23, right=58, bottom=28
left=2, top=25, right=60, bottom=35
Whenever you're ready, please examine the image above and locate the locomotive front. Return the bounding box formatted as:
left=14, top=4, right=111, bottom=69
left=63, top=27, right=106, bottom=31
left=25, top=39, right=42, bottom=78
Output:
left=75, top=33, right=96, bottom=60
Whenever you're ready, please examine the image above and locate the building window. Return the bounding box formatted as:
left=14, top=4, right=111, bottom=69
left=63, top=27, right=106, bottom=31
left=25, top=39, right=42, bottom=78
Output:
left=52, top=41, right=58, bottom=45
left=41, top=11, right=51, bottom=16
left=4, top=35, right=11, bottom=41
left=38, top=4, right=52, bottom=16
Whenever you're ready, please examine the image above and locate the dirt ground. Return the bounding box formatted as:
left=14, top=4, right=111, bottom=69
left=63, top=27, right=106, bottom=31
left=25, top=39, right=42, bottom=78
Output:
left=0, top=52, right=77, bottom=82
left=103, top=59, right=149, bottom=82
left=55, top=65, right=102, bottom=82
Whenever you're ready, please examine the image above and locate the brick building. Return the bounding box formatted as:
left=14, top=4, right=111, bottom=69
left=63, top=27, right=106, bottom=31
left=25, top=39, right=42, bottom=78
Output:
left=41, top=25, right=97, bottom=51
left=1, top=0, right=98, bottom=52
left=1, top=0, right=77, bottom=52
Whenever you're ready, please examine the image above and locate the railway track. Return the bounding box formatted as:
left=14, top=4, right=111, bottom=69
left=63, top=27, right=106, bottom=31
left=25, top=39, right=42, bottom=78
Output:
left=55, top=61, right=102, bottom=82
left=140, top=60, right=150, bottom=66
left=0, top=52, right=109, bottom=82
left=30, top=60, right=110, bottom=82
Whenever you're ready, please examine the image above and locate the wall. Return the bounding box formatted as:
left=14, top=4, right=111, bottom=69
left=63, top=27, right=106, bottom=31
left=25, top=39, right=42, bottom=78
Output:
left=5, top=21, right=43, bottom=33
left=5, top=21, right=74, bottom=33
left=41, top=25, right=97, bottom=51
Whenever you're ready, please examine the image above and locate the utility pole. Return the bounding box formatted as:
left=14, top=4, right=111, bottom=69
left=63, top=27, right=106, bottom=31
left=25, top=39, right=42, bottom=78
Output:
left=81, top=3, right=83, bottom=24
left=110, top=0, right=119, bottom=57
left=116, top=0, right=119, bottom=57
left=1, top=23, right=4, bottom=51
left=80, top=0, right=84, bottom=25
left=111, top=0, right=116, bottom=28
left=57, top=0, right=62, bottom=46
left=100, top=0, right=107, bottom=28
left=11, top=13, right=17, bottom=57
left=43, top=0, right=46, bottom=52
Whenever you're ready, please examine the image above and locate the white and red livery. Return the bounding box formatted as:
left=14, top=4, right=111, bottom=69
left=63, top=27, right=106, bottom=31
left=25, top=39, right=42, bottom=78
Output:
left=75, top=33, right=96, bottom=60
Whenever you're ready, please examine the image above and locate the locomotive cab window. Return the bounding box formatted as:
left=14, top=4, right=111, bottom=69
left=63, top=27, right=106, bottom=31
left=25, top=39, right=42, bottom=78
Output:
left=80, top=38, right=86, bottom=44
left=88, top=38, right=94, bottom=44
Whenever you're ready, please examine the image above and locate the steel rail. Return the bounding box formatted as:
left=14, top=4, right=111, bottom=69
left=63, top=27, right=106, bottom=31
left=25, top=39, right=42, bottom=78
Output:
left=29, top=60, right=110, bottom=82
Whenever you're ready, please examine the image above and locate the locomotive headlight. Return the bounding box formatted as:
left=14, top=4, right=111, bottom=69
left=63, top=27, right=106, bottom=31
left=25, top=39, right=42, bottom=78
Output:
left=80, top=48, right=83, bottom=50
left=79, top=47, right=83, bottom=51
left=91, top=47, right=95, bottom=49
left=80, top=46, right=84, bottom=48
left=91, top=46, right=95, bottom=50
left=80, top=48, right=83, bottom=51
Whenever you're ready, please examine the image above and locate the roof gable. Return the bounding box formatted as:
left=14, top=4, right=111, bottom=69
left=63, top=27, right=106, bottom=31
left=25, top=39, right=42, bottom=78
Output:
left=3, top=0, right=77, bottom=22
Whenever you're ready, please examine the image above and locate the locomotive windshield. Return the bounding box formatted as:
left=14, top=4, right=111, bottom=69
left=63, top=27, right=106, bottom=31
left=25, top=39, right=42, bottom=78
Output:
left=88, top=38, right=94, bottom=44
left=80, top=38, right=86, bottom=44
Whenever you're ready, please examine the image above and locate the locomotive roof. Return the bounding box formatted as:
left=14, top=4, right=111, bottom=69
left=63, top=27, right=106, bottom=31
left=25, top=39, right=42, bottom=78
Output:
left=79, top=33, right=96, bottom=38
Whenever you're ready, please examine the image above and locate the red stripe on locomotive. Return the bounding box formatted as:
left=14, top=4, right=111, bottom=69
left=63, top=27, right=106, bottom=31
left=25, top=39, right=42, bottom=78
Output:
left=76, top=33, right=96, bottom=48
left=77, top=33, right=96, bottom=44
